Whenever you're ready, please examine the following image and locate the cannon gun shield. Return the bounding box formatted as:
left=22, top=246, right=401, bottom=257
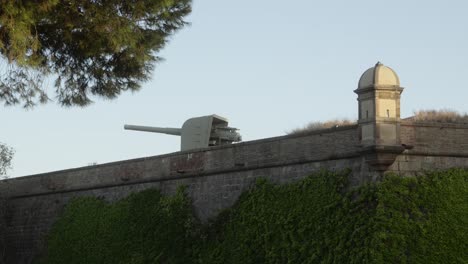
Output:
left=124, top=115, right=242, bottom=151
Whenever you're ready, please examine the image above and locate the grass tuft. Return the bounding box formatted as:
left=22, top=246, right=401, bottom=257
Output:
left=409, top=109, right=468, bottom=124
left=288, top=119, right=356, bottom=135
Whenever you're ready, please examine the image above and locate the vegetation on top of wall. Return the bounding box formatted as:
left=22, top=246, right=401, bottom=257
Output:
left=288, top=119, right=356, bottom=135
left=289, top=109, right=468, bottom=136
left=39, top=169, right=468, bottom=264
left=408, top=109, right=468, bottom=124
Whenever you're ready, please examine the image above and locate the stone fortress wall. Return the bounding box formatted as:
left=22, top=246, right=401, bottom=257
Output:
left=1, top=121, right=468, bottom=264
left=1, top=126, right=364, bottom=264
left=1, top=63, right=468, bottom=263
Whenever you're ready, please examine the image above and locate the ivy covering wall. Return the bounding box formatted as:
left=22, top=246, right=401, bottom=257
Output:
left=39, top=169, right=467, bottom=264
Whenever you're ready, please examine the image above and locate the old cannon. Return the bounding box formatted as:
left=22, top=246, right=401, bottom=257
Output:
left=124, top=115, right=242, bottom=151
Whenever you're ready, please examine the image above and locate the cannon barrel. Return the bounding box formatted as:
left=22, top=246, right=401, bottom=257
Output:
left=124, top=115, right=242, bottom=151
left=124, top=125, right=182, bottom=136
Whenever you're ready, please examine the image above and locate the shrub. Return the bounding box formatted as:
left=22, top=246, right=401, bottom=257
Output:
left=410, top=109, right=468, bottom=124
left=288, top=119, right=356, bottom=135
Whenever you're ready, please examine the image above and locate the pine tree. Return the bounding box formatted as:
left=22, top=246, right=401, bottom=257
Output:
left=0, top=0, right=191, bottom=107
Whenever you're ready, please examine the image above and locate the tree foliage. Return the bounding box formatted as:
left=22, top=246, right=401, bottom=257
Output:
left=0, top=143, right=13, bottom=178
left=0, top=0, right=191, bottom=107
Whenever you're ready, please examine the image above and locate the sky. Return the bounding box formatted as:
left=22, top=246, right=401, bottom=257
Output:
left=2, top=0, right=468, bottom=178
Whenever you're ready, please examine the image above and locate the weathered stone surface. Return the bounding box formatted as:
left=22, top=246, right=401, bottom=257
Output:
left=1, top=122, right=468, bottom=263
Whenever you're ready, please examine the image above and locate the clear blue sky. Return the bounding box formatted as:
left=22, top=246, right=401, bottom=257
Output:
left=2, top=0, right=468, bottom=177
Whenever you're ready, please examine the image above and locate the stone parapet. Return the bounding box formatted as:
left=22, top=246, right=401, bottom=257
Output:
left=0, top=126, right=361, bottom=199
left=1, top=121, right=468, bottom=263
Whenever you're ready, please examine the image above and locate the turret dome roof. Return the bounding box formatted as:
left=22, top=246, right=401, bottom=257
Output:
left=358, top=62, right=400, bottom=90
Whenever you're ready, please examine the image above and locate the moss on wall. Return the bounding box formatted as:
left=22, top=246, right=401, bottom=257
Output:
left=39, top=169, right=467, bottom=264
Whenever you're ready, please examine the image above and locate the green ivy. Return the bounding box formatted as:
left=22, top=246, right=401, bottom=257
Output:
left=40, top=187, right=199, bottom=264
left=39, top=169, right=468, bottom=264
left=370, top=170, right=468, bottom=263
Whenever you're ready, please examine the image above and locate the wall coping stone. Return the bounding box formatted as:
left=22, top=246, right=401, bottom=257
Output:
left=401, top=120, right=468, bottom=129
left=1, top=125, right=359, bottom=181
left=0, top=125, right=360, bottom=199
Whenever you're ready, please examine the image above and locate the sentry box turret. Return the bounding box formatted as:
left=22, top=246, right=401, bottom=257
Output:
left=124, top=115, right=242, bottom=151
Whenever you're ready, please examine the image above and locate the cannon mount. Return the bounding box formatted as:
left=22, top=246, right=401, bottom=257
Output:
left=124, top=115, right=242, bottom=151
